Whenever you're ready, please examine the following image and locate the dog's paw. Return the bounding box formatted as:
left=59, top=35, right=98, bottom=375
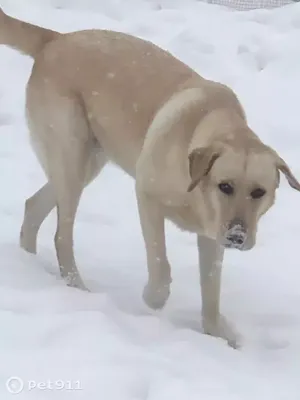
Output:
left=202, top=314, right=242, bottom=349
left=19, top=231, right=37, bottom=255
left=65, top=274, right=90, bottom=292
left=143, top=282, right=170, bottom=310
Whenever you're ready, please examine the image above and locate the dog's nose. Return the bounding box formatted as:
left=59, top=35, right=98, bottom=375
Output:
left=225, top=218, right=247, bottom=248
left=226, top=233, right=245, bottom=246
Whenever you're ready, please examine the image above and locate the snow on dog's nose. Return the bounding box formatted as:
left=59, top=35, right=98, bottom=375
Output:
left=225, top=218, right=247, bottom=249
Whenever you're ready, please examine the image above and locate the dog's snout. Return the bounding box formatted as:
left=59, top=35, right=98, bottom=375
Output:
left=228, top=218, right=245, bottom=231
left=225, top=218, right=247, bottom=249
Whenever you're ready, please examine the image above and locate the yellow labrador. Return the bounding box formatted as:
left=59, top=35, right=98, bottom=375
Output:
left=1, top=8, right=299, bottom=347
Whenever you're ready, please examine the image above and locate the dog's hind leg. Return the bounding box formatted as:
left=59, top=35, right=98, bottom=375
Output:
left=23, top=90, right=106, bottom=290
left=50, top=106, right=97, bottom=290
left=20, top=144, right=107, bottom=256
left=20, top=182, right=55, bottom=254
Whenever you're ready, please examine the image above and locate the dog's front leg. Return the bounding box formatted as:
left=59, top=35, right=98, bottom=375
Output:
left=197, top=235, right=240, bottom=348
left=136, top=187, right=172, bottom=310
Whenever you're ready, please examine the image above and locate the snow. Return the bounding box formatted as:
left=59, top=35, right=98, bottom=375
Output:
left=0, top=0, right=300, bottom=398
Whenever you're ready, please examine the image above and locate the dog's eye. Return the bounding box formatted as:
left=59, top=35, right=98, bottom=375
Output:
left=250, top=188, right=266, bottom=199
left=218, top=182, right=234, bottom=195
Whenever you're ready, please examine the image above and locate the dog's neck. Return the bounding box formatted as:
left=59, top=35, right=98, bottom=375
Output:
left=188, top=107, right=248, bottom=153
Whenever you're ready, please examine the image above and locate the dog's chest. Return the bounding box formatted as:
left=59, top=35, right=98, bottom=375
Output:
left=163, top=202, right=201, bottom=233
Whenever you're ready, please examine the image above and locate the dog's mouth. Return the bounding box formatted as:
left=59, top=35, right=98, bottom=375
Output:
left=224, top=241, right=243, bottom=250
left=224, top=241, right=245, bottom=250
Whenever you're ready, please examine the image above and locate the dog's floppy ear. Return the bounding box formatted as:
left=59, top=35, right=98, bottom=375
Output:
left=276, top=157, right=300, bottom=191
left=269, top=148, right=300, bottom=191
left=187, top=146, right=221, bottom=192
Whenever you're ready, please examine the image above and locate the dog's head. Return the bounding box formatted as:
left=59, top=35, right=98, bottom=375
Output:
left=187, top=140, right=300, bottom=250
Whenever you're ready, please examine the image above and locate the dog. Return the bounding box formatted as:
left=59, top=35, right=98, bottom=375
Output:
left=1, top=7, right=299, bottom=348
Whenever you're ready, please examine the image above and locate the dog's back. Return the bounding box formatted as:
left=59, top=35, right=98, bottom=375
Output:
left=28, top=29, right=201, bottom=169
left=0, top=8, right=202, bottom=168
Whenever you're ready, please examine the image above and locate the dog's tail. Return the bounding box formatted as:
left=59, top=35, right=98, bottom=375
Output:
left=0, top=7, right=60, bottom=58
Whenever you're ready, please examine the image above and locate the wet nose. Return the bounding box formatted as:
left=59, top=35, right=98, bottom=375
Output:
left=226, top=218, right=247, bottom=247
left=227, top=233, right=245, bottom=246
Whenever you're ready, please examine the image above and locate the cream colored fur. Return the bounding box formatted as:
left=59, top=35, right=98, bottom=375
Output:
left=1, top=7, right=299, bottom=348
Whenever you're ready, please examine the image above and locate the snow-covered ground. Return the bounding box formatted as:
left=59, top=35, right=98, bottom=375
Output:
left=0, top=0, right=300, bottom=398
